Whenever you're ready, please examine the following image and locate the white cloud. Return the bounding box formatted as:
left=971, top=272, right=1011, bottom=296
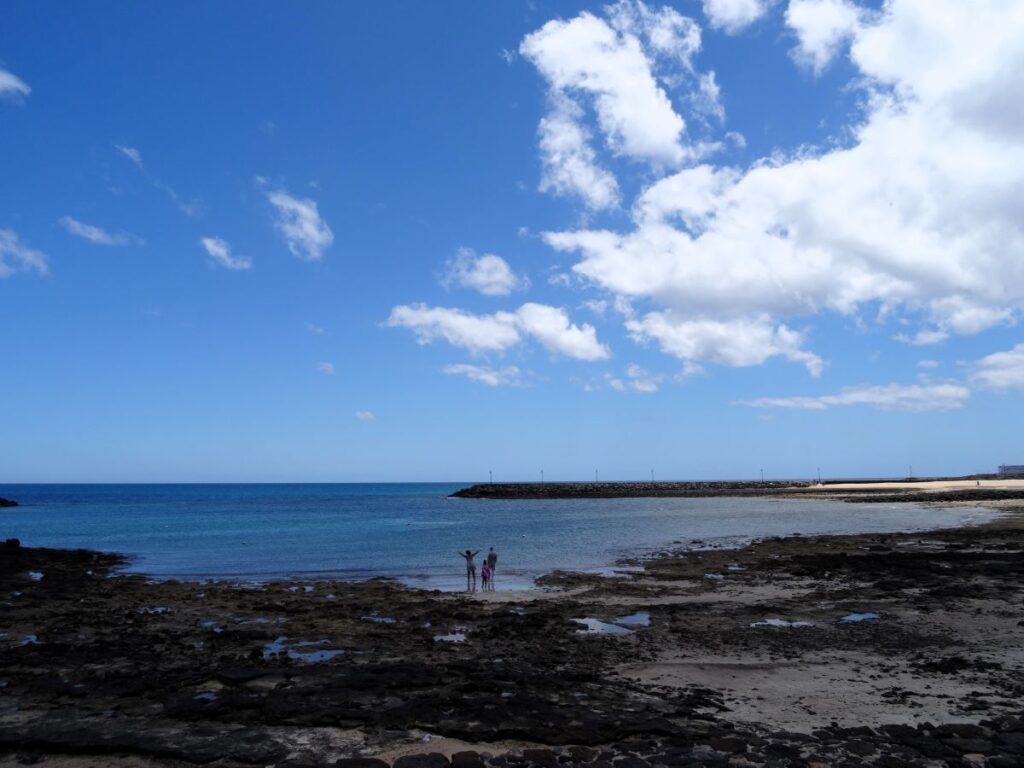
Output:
left=115, top=144, right=143, bottom=168
left=703, top=0, right=769, bottom=34
left=59, top=216, right=136, bottom=246
left=386, top=302, right=609, bottom=361
left=354, top=410, right=376, bottom=421
left=0, top=229, right=48, bottom=278
left=627, top=313, right=823, bottom=375
left=540, top=0, right=1024, bottom=374
left=536, top=92, right=620, bottom=209
left=0, top=68, right=30, bottom=100
left=917, top=359, right=940, bottom=369
left=200, top=237, right=252, bottom=271
left=305, top=322, right=325, bottom=335
left=786, top=0, right=866, bottom=74
left=443, top=364, right=523, bottom=387
left=971, top=344, right=1024, bottom=391
left=386, top=304, right=523, bottom=354
left=520, top=7, right=688, bottom=165
left=895, top=329, right=950, bottom=347
left=441, top=248, right=528, bottom=296
left=266, top=189, right=333, bottom=261
left=739, top=382, right=970, bottom=412
left=515, top=302, right=610, bottom=360
left=317, top=361, right=335, bottom=375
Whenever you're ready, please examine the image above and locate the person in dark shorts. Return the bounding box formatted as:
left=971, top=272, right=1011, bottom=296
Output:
left=486, top=547, right=498, bottom=586
left=459, top=549, right=480, bottom=592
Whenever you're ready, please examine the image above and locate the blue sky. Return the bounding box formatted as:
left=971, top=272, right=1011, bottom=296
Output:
left=2, top=0, right=1023, bottom=483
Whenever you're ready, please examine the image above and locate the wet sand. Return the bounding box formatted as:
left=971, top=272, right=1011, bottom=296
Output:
left=3, top=501, right=1024, bottom=767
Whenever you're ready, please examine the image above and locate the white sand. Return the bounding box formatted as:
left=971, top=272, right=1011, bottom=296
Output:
left=806, top=478, right=1024, bottom=491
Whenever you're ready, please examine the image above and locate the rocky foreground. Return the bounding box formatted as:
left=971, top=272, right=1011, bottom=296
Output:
left=3, top=510, right=1024, bottom=767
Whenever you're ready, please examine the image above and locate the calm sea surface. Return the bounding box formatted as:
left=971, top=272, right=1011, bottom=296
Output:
left=0, top=483, right=998, bottom=590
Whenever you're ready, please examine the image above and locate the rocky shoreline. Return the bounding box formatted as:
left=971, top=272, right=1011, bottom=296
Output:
left=3, top=507, right=1024, bottom=767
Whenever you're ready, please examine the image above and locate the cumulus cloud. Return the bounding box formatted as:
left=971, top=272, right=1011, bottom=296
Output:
left=971, top=344, right=1024, bottom=391
left=0, top=68, right=30, bottom=100
left=59, top=216, right=136, bottom=246
left=317, top=361, right=335, bottom=375
left=516, top=302, right=610, bottom=360
left=519, top=1, right=721, bottom=209
left=441, top=248, right=528, bottom=296
left=266, top=189, right=333, bottom=261
left=521, top=6, right=687, bottom=164
left=786, top=0, right=866, bottom=73
left=386, top=304, right=523, bottom=354
left=354, top=410, right=376, bottom=421
left=386, top=302, right=609, bottom=361
left=200, top=237, right=252, bottom=271
left=0, top=229, right=48, bottom=278
left=739, top=382, right=970, bottom=412
left=627, top=313, right=824, bottom=375
left=540, top=0, right=1024, bottom=375
left=443, top=364, right=523, bottom=387
left=536, top=92, right=621, bottom=209
left=703, top=0, right=769, bottom=33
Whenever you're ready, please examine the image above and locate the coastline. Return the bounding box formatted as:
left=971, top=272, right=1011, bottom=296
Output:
left=3, top=499, right=1024, bottom=766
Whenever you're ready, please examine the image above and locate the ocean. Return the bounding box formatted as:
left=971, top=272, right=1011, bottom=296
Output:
left=0, top=483, right=998, bottom=590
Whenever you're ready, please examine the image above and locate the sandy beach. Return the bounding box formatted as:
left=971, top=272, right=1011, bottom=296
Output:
left=3, top=497, right=1024, bottom=767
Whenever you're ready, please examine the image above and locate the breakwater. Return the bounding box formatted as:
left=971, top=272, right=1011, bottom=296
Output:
left=450, top=480, right=811, bottom=499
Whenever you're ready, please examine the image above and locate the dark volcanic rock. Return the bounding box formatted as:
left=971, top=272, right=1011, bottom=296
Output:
left=394, top=754, right=451, bottom=768
left=0, top=497, right=17, bottom=507
left=451, top=751, right=486, bottom=768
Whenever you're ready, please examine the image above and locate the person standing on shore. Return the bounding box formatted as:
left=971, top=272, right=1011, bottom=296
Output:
left=481, top=560, right=492, bottom=591
left=486, top=547, right=498, bottom=589
left=459, top=549, right=480, bottom=592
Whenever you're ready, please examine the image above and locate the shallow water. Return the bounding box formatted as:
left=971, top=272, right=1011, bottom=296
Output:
left=0, top=483, right=998, bottom=590
left=573, top=618, right=633, bottom=635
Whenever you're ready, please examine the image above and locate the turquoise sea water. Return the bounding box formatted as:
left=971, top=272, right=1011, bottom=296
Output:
left=0, top=483, right=998, bottom=590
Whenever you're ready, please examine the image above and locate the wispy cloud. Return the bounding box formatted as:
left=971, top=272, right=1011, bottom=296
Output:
left=200, top=237, right=252, bottom=271
left=607, top=363, right=663, bottom=393
left=0, top=68, right=31, bottom=100
left=305, top=322, right=325, bottom=335
left=59, top=216, right=138, bottom=246
left=116, top=144, right=203, bottom=217
left=737, top=382, right=970, bottom=412
left=354, top=410, right=376, bottom=421
left=266, top=189, right=333, bottom=261
left=317, top=361, right=335, bottom=375
left=115, top=144, right=143, bottom=168
left=443, top=364, right=523, bottom=387
left=0, top=229, right=49, bottom=278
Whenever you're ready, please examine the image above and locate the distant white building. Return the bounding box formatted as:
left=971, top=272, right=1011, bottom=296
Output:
left=998, top=465, right=1024, bottom=477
